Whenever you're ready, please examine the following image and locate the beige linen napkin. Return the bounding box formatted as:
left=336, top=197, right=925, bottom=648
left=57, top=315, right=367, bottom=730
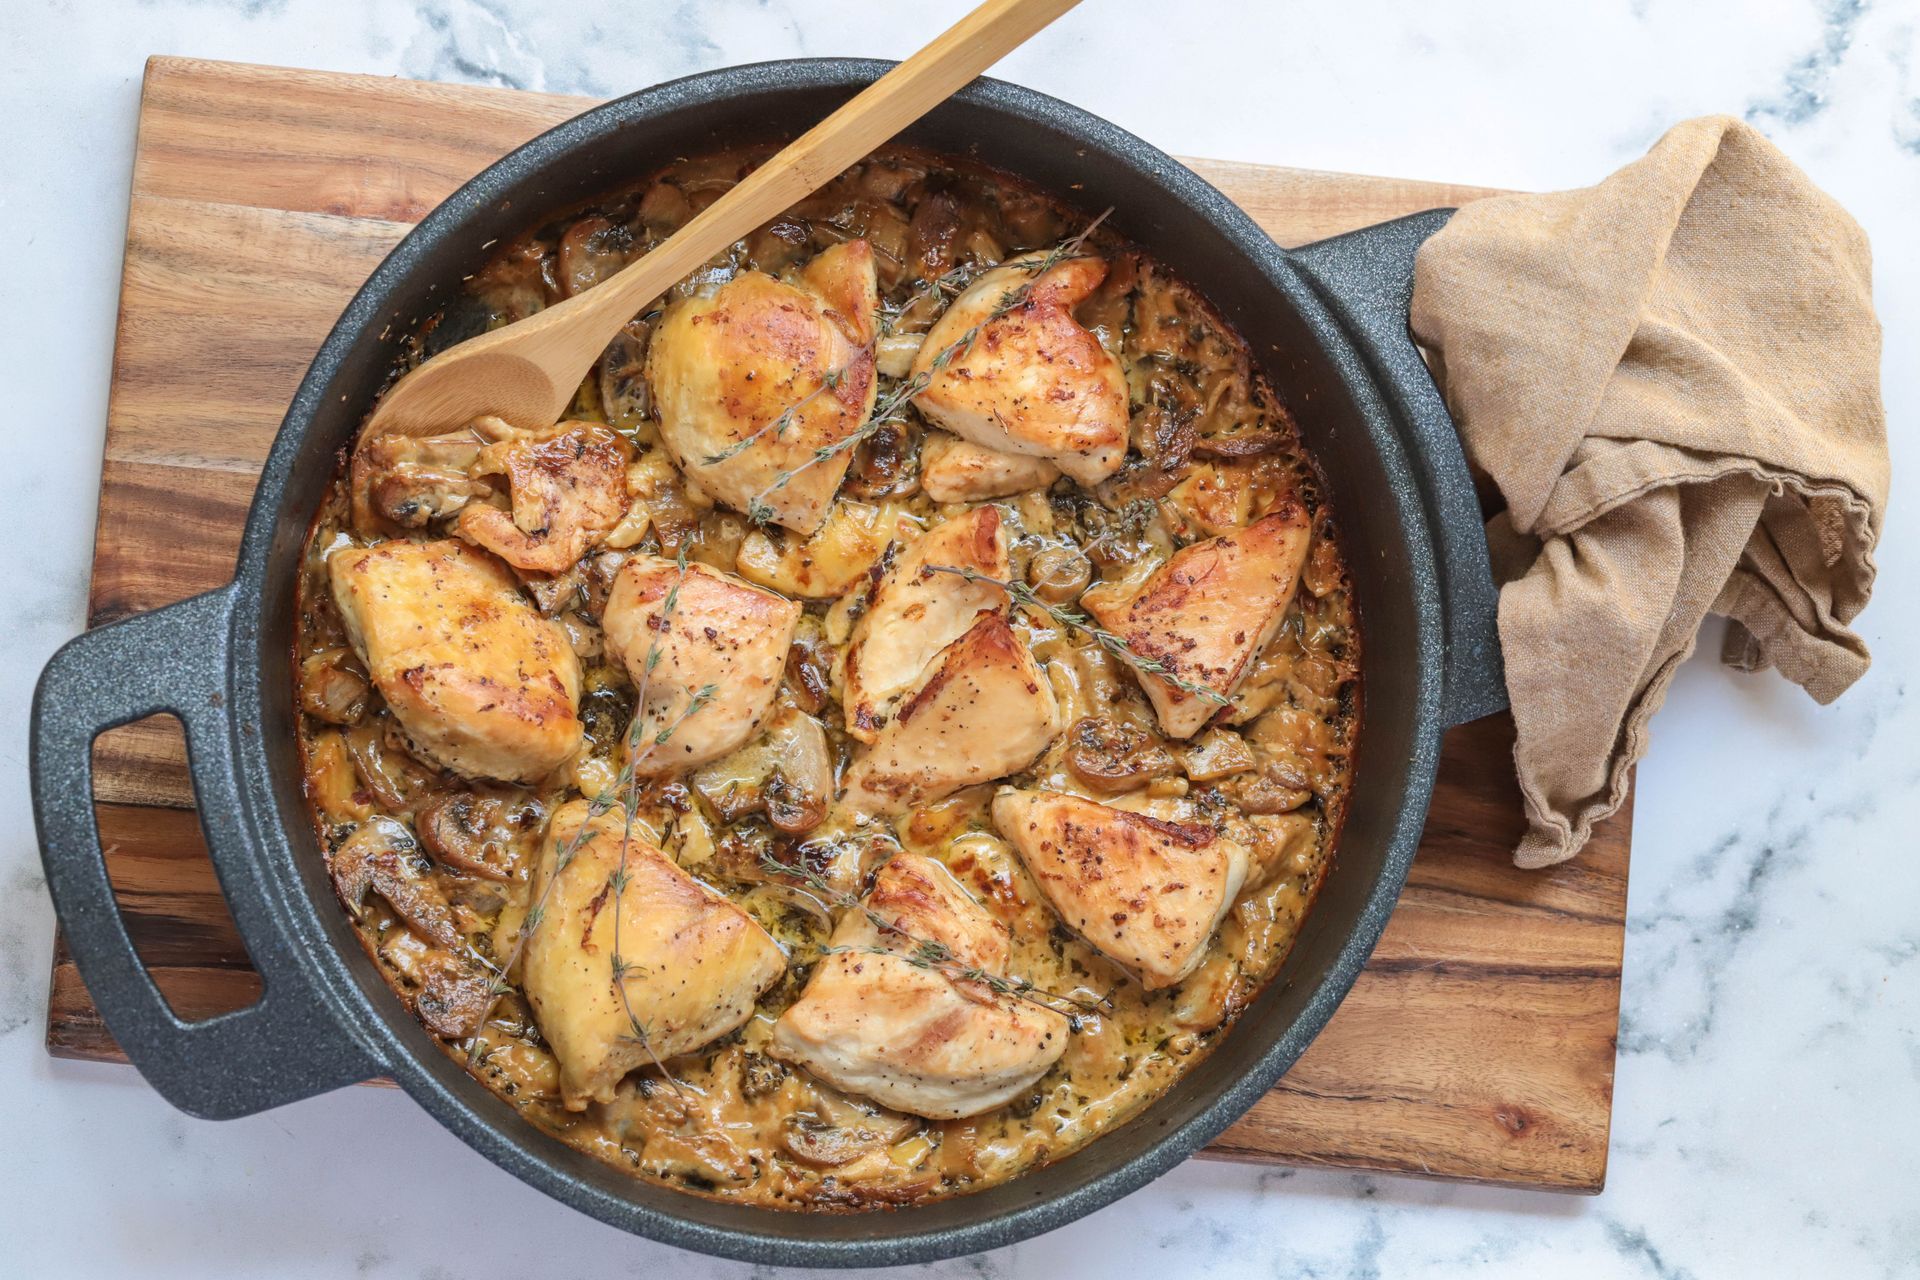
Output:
left=1409, top=116, right=1889, bottom=869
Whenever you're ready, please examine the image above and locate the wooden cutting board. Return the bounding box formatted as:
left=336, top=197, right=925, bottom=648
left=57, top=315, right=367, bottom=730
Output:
left=51, top=56, right=1631, bottom=1193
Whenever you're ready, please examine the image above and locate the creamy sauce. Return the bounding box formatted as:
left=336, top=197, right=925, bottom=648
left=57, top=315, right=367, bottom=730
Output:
left=293, top=146, right=1358, bottom=1210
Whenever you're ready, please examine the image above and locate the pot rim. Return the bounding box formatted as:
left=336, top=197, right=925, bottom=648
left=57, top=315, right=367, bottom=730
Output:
left=228, top=58, right=1444, bottom=1266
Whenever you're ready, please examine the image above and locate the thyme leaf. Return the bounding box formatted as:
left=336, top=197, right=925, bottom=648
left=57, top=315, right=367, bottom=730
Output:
left=922, top=563, right=1231, bottom=707
left=465, top=548, right=703, bottom=1096
left=757, top=847, right=1110, bottom=1021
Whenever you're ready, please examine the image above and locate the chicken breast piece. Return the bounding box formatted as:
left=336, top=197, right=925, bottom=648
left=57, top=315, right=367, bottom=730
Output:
left=920, top=432, right=1060, bottom=503
left=841, top=611, right=1061, bottom=816
left=1082, top=502, right=1313, bottom=739
left=910, top=253, right=1129, bottom=486
left=843, top=506, right=1009, bottom=742
left=770, top=852, right=1069, bottom=1119
left=648, top=240, right=879, bottom=534
left=452, top=420, right=633, bottom=574
left=601, top=555, right=802, bottom=776
left=328, top=539, right=582, bottom=783
left=992, top=789, right=1249, bottom=989
left=522, top=801, right=786, bottom=1110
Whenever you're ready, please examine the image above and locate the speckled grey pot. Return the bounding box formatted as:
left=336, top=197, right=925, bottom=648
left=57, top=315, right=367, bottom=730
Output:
left=31, top=59, right=1503, bottom=1267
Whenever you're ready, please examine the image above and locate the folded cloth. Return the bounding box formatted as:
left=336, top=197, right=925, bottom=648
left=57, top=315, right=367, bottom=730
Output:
left=1409, top=116, right=1889, bottom=869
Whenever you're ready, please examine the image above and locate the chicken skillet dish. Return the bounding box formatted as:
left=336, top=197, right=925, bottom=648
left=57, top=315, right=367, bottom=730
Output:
left=295, top=147, right=1358, bottom=1209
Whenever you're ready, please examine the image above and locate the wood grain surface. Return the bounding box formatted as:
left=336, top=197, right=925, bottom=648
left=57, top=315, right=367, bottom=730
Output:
left=52, top=56, right=1629, bottom=1193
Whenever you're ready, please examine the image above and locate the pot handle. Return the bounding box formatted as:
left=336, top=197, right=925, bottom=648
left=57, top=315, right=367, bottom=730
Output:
left=31, top=585, right=381, bottom=1118
left=1292, top=209, right=1507, bottom=727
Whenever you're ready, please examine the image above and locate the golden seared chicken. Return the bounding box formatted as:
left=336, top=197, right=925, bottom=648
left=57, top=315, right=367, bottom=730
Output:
left=451, top=420, right=633, bottom=575
left=841, top=612, right=1060, bottom=816
left=601, top=555, right=802, bottom=775
left=648, top=240, right=879, bottom=534
left=993, top=789, right=1249, bottom=989
left=770, top=853, right=1069, bottom=1119
left=910, top=253, right=1129, bottom=486
left=920, top=432, right=1060, bottom=503
left=328, top=540, right=582, bottom=783
left=521, top=802, right=786, bottom=1110
left=843, top=506, right=1009, bottom=742
left=1083, top=502, right=1313, bottom=739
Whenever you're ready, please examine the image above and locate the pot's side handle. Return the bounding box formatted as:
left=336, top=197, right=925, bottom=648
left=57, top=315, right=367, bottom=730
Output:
left=1292, top=210, right=1507, bottom=727
left=31, top=586, right=380, bottom=1118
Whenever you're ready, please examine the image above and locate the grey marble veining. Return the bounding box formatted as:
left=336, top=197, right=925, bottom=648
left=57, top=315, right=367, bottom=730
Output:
left=3, top=0, right=1918, bottom=1276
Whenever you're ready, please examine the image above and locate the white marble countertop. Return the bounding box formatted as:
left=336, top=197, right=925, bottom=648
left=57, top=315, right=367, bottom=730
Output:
left=3, top=1, right=1915, bottom=1275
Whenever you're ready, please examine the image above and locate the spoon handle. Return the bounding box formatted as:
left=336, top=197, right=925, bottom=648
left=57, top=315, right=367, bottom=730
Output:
left=568, top=0, right=1083, bottom=343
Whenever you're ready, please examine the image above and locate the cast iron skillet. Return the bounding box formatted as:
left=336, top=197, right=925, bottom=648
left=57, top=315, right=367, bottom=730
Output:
left=31, top=60, right=1503, bottom=1266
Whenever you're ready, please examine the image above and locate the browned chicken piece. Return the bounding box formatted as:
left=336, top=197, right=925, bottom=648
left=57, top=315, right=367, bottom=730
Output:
left=648, top=240, right=880, bottom=534
left=910, top=253, right=1129, bottom=486
left=451, top=420, right=634, bottom=575
left=350, top=429, right=490, bottom=535
left=919, top=431, right=1060, bottom=503
left=600, top=555, right=802, bottom=776
left=770, top=852, right=1069, bottom=1119
left=840, top=612, right=1061, bottom=816
left=521, top=801, right=787, bottom=1110
left=328, top=539, right=583, bottom=783
left=992, top=789, right=1249, bottom=989
left=843, top=505, right=1009, bottom=742
left=1082, top=501, right=1313, bottom=739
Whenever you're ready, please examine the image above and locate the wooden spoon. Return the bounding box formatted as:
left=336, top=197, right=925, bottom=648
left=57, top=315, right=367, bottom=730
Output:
left=361, top=0, right=1083, bottom=441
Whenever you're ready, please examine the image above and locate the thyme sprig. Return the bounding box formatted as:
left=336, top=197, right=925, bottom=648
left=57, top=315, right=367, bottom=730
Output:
left=924, top=563, right=1231, bottom=708
left=700, top=367, right=846, bottom=466
left=467, top=548, right=708, bottom=1090
left=757, top=847, right=1111, bottom=1022
left=605, top=676, right=715, bottom=1103
left=744, top=209, right=1114, bottom=526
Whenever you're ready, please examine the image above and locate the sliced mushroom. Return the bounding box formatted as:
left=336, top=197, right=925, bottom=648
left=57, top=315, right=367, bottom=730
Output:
left=597, top=316, right=653, bottom=429
left=784, top=623, right=835, bottom=716
left=1169, top=951, right=1240, bottom=1033
left=711, top=829, right=880, bottom=904
left=690, top=706, right=834, bottom=835
left=417, top=787, right=544, bottom=881
left=344, top=718, right=441, bottom=814
left=328, top=816, right=461, bottom=949
left=1165, top=462, right=1254, bottom=538
left=1193, top=426, right=1292, bottom=458
left=1175, top=728, right=1257, bottom=783
left=416, top=951, right=493, bottom=1038
left=349, top=429, right=491, bottom=535
left=1242, top=811, right=1319, bottom=892
left=298, top=647, right=369, bottom=725
left=1063, top=716, right=1178, bottom=795
left=636, top=179, right=691, bottom=233
left=781, top=1103, right=916, bottom=1168
left=740, top=1051, right=792, bottom=1100
left=841, top=424, right=920, bottom=501
left=1024, top=544, right=1092, bottom=606
left=623, top=448, right=702, bottom=551
left=1223, top=757, right=1313, bottom=814
left=641, top=1130, right=756, bottom=1187
left=557, top=215, right=634, bottom=298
